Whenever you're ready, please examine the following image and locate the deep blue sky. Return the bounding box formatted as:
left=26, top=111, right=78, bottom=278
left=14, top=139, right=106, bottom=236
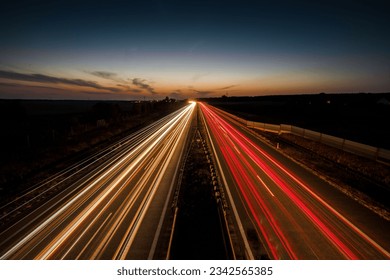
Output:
left=0, top=0, right=389, bottom=100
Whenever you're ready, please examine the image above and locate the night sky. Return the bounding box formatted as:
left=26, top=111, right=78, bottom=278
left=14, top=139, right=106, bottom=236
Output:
left=0, top=0, right=389, bottom=100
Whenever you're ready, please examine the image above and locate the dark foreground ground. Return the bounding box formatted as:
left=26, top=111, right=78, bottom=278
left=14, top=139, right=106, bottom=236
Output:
left=0, top=98, right=184, bottom=202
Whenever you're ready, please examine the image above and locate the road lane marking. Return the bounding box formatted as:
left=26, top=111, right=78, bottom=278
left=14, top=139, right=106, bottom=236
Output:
left=256, top=175, right=275, bottom=197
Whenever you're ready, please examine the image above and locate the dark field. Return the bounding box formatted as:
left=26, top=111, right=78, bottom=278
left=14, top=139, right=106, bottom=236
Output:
left=204, top=93, right=390, bottom=150
left=0, top=98, right=184, bottom=201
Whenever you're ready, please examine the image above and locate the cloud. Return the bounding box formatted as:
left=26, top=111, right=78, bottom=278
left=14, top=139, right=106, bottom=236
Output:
left=89, top=71, right=118, bottom=80
left=193, top=89, right=213, bottom=96
left=117, top=84, right=143, bottom=94
left=169, top=89, right=185, bottom=99
left=81, top=90, right=115, bottom=95
left=0, top=81, right=71, bottom=92
left=0, top=70, right=121, bottom=93
left=192, top=72, right=209, bottom=82
left=0, top=81, right=94, bottom=99
left=132, top=78, right=157, bottom=94
left=217, top=84, right=238, bottom=91
left=88, top=72, right=158, bottom=95
left=0, top=81, right=20, bottom=87
left=88, top=71, right=128, bottom=85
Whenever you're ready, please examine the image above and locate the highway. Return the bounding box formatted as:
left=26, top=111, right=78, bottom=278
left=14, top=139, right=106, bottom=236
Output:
left=0, top=102, right=196, bottom=259
left=199, top=102, right=390, bottom=259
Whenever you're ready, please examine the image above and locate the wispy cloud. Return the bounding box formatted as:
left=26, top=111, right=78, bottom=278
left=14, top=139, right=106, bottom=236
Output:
left=0, top=81, right=71, bottom=92
left=191, top=72, right=209, bottom=83
left=88, top=71, right=158, bottom=95
left=217, top=84, right=238, bottom=91
left=132, top=78, right=157, bottom=95
left=0, top=70, right=121, bottom=93
left=89, top=71, right=118, bottom=80
left=81, top=90, right=116, bottom=96
left=169, top=89, right=185, bottom=99
left=193, top=89, right=213, bottom=96
left=88, top=71, right=128, bottom=85
left=117, top=84, right=143, bottom=94
left=0, top=81, right=20, bottom=87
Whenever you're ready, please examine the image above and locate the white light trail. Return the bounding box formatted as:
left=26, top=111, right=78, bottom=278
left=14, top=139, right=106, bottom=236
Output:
left=0, top=103, right=196, bottom=260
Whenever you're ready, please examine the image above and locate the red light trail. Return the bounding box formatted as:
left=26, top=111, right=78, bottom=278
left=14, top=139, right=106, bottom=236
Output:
left=199, top=102, right=390, bottom=259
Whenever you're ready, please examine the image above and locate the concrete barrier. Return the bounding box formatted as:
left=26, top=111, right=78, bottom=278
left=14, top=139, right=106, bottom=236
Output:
left=247, top=119, right=390, bottom=162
